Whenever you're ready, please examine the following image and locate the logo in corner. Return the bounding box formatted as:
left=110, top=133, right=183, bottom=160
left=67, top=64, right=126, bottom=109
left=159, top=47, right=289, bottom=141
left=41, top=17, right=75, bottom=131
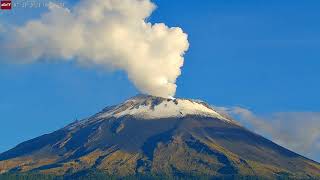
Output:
left=1, top=0, right=11, bottom=10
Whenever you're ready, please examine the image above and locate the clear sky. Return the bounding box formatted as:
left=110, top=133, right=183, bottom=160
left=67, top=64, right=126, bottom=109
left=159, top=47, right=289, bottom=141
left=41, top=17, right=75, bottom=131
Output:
left=0, top=0, right=320, bottom=161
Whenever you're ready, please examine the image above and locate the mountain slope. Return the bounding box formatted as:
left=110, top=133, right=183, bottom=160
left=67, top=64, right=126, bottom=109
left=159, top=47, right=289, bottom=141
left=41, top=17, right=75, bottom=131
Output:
left=0, top=95, right=319, bottom=179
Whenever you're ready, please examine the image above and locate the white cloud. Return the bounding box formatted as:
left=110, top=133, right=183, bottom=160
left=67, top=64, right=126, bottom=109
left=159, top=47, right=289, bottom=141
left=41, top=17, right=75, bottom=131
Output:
left=1, top=0, right=189, bottom=98
left=217, top=107, right=320, bottom=162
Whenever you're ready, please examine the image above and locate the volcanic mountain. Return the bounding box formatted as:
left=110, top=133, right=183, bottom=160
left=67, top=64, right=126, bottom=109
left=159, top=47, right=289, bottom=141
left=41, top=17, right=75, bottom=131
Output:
left=0, top=95, right=319, bottom=179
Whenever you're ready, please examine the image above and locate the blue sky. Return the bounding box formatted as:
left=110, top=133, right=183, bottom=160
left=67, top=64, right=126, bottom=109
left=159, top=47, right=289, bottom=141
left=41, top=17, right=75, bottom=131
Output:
left=0, top=0, right=320, bottom=161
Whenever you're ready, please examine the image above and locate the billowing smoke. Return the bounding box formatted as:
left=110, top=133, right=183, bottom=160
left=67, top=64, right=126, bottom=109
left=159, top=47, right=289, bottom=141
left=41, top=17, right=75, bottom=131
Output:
left=2, top=0, right=189, bottom=98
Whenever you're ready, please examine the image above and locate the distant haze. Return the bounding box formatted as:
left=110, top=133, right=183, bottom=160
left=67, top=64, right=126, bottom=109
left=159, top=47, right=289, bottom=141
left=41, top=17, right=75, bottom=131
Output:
left=1, top=0, right=189, bottom=98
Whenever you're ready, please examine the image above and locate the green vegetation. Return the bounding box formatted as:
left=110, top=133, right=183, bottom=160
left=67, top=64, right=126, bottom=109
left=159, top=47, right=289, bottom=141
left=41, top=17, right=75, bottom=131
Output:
left=1, top=169, right=305, bottom=180
left=0, top=172, right=273, bottom=180
left=0, top=173, right=60, bottom=180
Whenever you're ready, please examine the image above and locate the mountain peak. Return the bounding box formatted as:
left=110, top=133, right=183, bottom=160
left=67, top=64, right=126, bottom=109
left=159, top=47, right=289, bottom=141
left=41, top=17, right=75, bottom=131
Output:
left=95, top=94, right=232, bottom=122
left=1, top=95, right=319, bottom=178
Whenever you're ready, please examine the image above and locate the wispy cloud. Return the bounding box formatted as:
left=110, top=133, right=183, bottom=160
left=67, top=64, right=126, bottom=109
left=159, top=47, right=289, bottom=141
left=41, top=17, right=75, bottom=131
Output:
left=217, top=107, right=320, bottom=162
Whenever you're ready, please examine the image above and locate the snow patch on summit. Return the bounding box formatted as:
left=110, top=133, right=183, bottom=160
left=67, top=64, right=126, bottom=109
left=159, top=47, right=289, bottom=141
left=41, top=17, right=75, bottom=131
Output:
left=98, top=95, right=232, bottom=122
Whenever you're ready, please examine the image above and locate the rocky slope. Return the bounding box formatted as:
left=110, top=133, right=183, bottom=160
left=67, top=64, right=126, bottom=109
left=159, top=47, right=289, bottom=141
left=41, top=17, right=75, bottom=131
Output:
left=0, top=95, right=319, bottom=179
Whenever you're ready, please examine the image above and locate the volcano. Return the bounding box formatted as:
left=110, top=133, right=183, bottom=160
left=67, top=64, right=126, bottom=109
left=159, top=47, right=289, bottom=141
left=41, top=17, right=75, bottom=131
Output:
left=0, top=95, right=319, bottom=179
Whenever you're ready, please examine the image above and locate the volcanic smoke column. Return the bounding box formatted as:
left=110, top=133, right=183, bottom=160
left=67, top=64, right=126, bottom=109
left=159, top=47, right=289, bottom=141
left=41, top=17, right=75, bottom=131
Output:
left=2, top=0, right=189, bottom=98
